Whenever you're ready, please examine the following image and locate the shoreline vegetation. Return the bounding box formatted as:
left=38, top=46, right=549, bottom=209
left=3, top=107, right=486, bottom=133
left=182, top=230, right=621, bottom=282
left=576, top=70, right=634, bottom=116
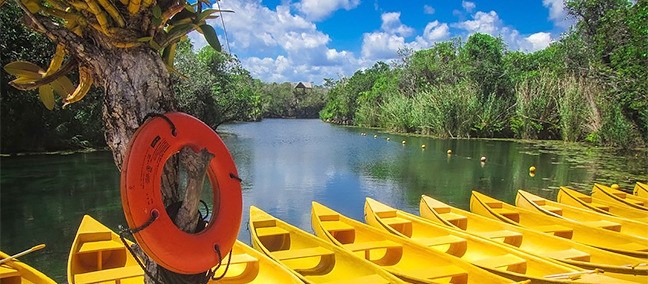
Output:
left=2, top=1, right=645, bottom=154
left=319, top=1, right=646, bottom=150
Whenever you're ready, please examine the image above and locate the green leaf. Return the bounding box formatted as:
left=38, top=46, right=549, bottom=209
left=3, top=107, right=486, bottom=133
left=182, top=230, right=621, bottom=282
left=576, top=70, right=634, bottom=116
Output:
left=137, top=36, right=153, bottom=42
left=38, top=84, right=55, bottom=110
left=199, top=24, right=221, bottom=52
left=153, top=5, right=162, bottom=18
left=195, top=9, right=216, bottom=23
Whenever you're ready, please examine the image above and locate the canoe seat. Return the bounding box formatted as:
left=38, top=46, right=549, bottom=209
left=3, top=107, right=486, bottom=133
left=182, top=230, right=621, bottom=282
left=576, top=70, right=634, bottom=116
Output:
left=540, top=205, right=563, bottom=215
left=0, top=266, right=20, bottom=278
left=375, top=210, right=397, bottom=218
left=381, top=217, right=410, bottom=227
left=229, top=253, right=259, bottom=265
left=78, top=239, right=124, bottom=254
left=344, top=240, right=401, bottom=252
left=400, top=264, right=467, bottom=281
left=418, top=235, right=466, bottom=247
left=439, top=212, right=468, bottom=230
left=434, top=206, right=452, bottom=214
left=272, top=247, right=333, bottom=261
left=541, top=249, right=591, bottom=262
left=74, top=265, right=143, bottom=284
left=418, top=235, right=467, bottom=255
left=322, top=221, right=354, bottom=233
left=479, top=230, right=523, bottom=246
left=581, top=220, right=621, bottom=232
left=473, top=254, right=527, bottom=273
left=532, top=225, right=573, bottom=239
left=322, top=274, right=391, bottom=284
left=490, top=208, right=520, bottom=223
left=590, top=203, right=610, bottom=212
left=256, top=226, right=289, bottom=238
left=318, top=214, right=340, bottom=221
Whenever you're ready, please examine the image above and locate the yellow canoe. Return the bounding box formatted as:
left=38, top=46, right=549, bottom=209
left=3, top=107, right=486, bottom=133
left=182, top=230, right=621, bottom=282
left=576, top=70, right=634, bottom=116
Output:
left=364, top=197, right=631, bottom=283
left=213, top=240, right=303, bottom=283
left=592, top=183, right=648, bottom=211
left=470, top=191, right=648, bottom=259
left=516, top=190, right=648, bottom=240
left=311, top=201, right=516, bottom=284
left=634, top=182, right=648, bottom=199
left=249, top=206, right=405, bottom=284
left=420, top=195, right=648, bottom=283
left=68, top=215, right=144, bottom=284
left=0, top=250, right=56, bottom=284
left=557, top=186, right=648, bottom=223
left=69, top=214, right=302, bottom=284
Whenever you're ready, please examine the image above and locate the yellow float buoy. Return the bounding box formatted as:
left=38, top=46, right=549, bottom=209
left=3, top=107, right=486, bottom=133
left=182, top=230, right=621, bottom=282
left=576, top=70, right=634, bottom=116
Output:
left=421, top=144, right=426, bottom=149
left=447, top=149, right=452, bottom=155
left=402, top=140, right=406, bottom=144
left=529, top=166, right=536, bottom=172
left=386, top=138, right=390, bottom=141
left=480, top=156, right=486, bottom=162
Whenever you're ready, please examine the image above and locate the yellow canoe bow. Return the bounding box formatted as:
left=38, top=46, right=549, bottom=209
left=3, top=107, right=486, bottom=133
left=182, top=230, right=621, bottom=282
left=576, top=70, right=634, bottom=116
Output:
left=365, top=197, right=632, bottom=283
left=420, top=194, right=648, bottom=283
left=592, top=183, right=648, bottom=211
left=249, top=206, right=405, bottom=284
left=69, top=214, right=303, bottom=284
left=634, top=182, right=648, bottom=199
left=311, top=201, right=518, bottom=284
left=0, top=249, right=56, bottom=284
left=557, top=186, right=648, bottom=223
left=516, top=189, right=648, bottom=240
left=470, top=191, right=648, bottom=259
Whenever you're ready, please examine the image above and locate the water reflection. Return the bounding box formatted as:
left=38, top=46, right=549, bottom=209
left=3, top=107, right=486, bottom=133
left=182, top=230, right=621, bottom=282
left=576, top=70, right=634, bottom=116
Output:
left=1, top=119, right=646, bottom=282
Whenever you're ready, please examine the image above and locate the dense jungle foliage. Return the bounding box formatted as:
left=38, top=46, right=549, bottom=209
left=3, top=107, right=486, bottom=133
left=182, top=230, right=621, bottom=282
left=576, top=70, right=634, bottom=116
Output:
left=320, top=0, right=647, bottom=148
left=1, top=2, right=326, bottom=153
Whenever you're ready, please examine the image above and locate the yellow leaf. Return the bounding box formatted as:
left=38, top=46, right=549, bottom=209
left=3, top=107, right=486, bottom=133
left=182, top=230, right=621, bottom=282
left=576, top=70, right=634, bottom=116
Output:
left=11, top=76, right=38, bottom=85
left=4, top=61, right=44, bottom=79
left=38, top=85, right=55, bottom=110
left=50, top=76, right=75, bottom=98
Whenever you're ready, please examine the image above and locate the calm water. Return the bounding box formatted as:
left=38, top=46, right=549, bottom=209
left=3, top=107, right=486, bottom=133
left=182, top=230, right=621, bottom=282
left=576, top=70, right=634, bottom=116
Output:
left=1, top=119, right=646, bottom=282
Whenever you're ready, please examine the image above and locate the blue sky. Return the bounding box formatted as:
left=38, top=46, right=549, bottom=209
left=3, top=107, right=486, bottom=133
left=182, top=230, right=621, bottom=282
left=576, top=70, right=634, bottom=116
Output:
left=190, top=0, right=574, bottom=84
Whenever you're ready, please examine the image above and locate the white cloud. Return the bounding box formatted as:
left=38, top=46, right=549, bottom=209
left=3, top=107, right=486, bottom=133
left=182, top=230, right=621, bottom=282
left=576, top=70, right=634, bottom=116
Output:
left=423, top=5, right=435, bottom=15
left=381, top=12, right=415, bottom=37
left=453, top=10, right=554, bottom=52
left=542, top=0, right=575, bottom=28
left=525, top=32, right=553, bottom=51
left=453, top=11, right=501, bottom=35
left=462, top=1, right=476, bottom=12
left=423, top=21, right=450, bottom=42
left=361, top=32, right=409, bottom=61
left=297, top=0, right=360, bottom=21
left=190, top=0, right=558, bottom=84
left=360, top=12, right=424, bottom=61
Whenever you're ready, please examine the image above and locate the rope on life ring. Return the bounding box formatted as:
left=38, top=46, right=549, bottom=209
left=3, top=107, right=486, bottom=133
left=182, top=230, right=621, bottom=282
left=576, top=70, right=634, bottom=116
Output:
left=120, top=112, right=242, bottom=274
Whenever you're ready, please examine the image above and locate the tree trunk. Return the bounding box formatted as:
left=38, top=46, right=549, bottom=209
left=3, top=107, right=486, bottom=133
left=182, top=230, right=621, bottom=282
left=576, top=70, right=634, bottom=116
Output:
left=97, top=48, right=211, bottom=283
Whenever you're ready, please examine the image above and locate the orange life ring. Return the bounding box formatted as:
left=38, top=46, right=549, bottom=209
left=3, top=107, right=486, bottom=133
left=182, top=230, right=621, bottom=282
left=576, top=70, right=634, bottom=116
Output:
left=120, top=112, right=242, bottom=274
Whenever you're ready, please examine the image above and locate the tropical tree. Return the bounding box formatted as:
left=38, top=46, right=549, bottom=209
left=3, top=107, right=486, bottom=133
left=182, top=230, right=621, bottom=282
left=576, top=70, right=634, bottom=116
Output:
left=2, top=0, right=230, bottom=281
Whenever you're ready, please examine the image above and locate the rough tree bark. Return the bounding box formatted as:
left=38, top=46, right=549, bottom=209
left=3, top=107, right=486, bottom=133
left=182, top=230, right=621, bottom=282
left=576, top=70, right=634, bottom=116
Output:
left=15, top=3, right=219, bottom=282
left=98, top=49, right=214, bottom=284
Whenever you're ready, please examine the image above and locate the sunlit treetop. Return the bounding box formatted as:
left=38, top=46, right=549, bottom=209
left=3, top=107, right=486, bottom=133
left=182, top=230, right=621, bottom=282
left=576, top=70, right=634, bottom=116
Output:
left=1, top=0, right=227, bottom=109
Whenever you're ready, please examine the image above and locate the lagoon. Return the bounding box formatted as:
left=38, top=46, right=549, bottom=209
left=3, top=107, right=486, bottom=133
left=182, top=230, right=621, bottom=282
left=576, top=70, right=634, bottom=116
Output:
left=1, top=119, right=646, bottom=282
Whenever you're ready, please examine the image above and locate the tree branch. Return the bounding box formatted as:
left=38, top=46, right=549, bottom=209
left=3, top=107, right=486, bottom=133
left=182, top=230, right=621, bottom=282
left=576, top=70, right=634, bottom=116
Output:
left=10, top=58, right=78, bottom=90
left=174, top=147, right=213, bottom=232
left=14, top=0, right=107, bottom=70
